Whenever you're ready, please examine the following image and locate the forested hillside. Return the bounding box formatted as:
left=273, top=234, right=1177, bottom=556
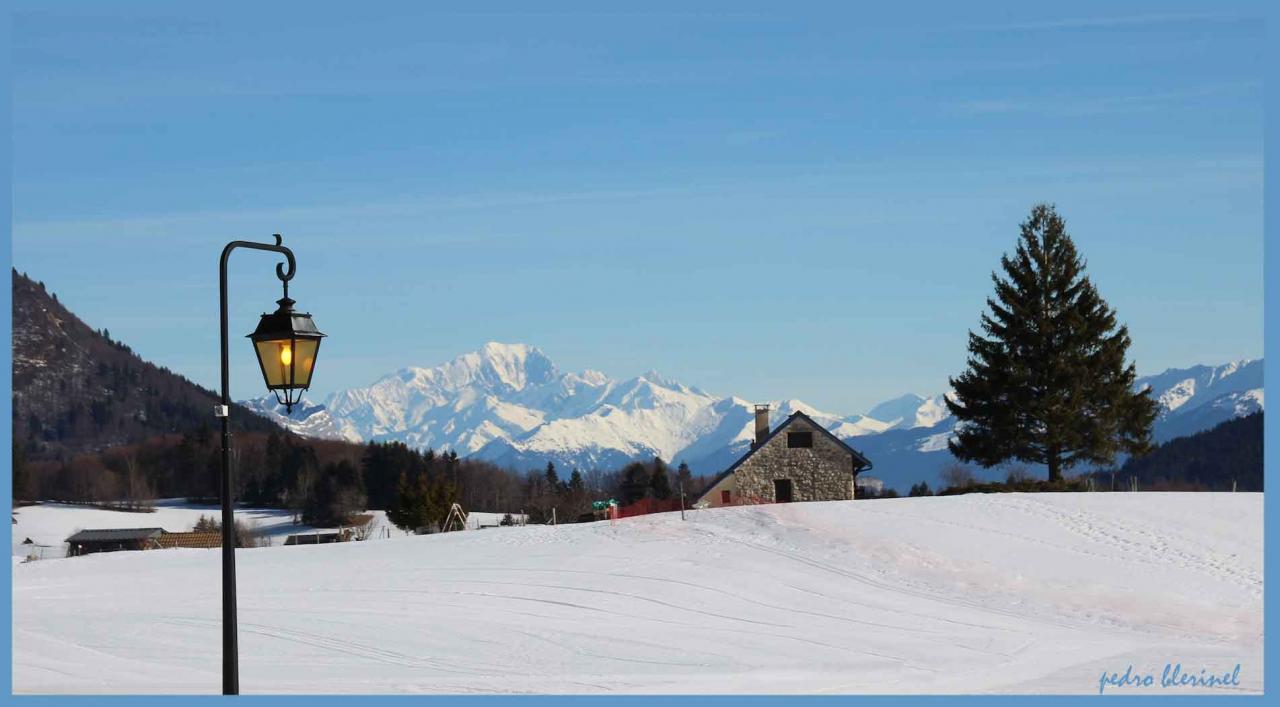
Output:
left=1104, top=412, right=1262, bottom=491
left=11, top=269, right=278, bottom=461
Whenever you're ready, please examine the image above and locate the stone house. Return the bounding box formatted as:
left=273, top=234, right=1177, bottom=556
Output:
left=695, top=406, right=873, bottom=507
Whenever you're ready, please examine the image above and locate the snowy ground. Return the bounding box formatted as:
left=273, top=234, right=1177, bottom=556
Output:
left=11, top=493, right=1262, bottom=695
left=12, top=500, right=395, bottom=559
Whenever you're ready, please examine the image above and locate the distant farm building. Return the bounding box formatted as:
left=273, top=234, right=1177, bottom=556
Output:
left=695, top=406, right=873, bottom=507
left=65, top=528, right=165, bottom=557
left=66, top=528, right=225, bottom=556
left=284, top=531, right=347, bottom=545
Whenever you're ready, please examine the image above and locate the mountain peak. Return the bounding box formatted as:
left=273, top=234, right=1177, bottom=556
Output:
left=640, top=369, right=679, bottom=388
left=571, top=369, right=611, bottom=387
left=867, top=393, right=929, bottom=423
left=479, top=341, right=538, bottom=358
left=773, top=399, right=835, bottom=420
left=436, top=342, right=558, bottom=393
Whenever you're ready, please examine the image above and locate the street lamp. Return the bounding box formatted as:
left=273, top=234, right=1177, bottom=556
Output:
left=247, top=291, right=325, bottom=413
left=217, top=234, right=324, bottom=695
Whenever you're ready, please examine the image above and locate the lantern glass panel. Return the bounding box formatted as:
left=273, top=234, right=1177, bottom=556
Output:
left=255, top=338, right=294, bottom=388
left=291, top=337, right=320, bottom=388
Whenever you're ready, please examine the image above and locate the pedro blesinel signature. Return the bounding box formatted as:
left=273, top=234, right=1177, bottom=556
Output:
left=1098, top=662, right=1243, bottom=694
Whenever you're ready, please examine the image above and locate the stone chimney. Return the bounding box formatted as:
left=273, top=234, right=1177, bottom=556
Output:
left=753, top=404, right=771, bottom=448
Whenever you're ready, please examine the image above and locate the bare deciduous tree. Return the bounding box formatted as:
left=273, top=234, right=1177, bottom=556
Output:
left=940, top=463, right=977, bottom=490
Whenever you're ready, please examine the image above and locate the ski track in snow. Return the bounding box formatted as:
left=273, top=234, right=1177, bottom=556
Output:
left=11, top=493, right=1262, bottom=695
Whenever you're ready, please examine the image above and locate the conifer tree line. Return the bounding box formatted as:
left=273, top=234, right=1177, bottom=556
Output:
left=14, top=426, right=713, bottom=530
left=1097, top=412, right=1263, bottom=492
left=616, top=458, right=692, bottom=506
left=946, top=204, right=1158, bottom=481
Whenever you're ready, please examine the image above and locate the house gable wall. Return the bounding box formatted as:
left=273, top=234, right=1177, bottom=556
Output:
left=699, top=473, right=737, bottom=508
left=731, top=416, right=855, bottom=503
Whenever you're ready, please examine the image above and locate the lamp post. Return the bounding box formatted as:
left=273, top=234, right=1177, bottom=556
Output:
left=218, top=235, right=324, bottom=695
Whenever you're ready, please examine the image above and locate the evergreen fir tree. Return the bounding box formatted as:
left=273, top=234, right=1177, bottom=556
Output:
left=648, top=457, right=672, bottom=500
left=445, top=450, right=460, bottom=484
left=946, top=204, right=1158, bottom=481
left=544, top=461, right=561, bottom=495
left=568, top=468, right=585, bottom=495
left=675, top=462, right=693, bottom=496
left=425, top=475, right=456, bottom=528
left=12, top=438, right=29, bottom=502
left=387, top=470, right=428, bottom=532
left=620, top=462, right=650, bottom=504
left=386, top=471, right=411, bottom=530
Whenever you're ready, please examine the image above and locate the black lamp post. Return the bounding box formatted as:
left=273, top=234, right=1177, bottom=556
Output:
left=217, top=235, right=324, bottom=695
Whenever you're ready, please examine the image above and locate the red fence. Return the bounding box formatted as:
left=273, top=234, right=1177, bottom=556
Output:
left=615, top=496, right=686, bottom=519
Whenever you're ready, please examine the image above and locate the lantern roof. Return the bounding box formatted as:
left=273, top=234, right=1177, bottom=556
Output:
left=246, top=297, right=326, bottom=341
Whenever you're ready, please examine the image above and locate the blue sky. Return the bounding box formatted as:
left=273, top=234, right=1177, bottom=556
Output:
left=11, top=1, right=1265, bottom=413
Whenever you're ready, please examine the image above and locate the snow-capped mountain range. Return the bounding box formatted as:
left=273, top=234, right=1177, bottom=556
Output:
left=243, top=342, right=1263, bottom=489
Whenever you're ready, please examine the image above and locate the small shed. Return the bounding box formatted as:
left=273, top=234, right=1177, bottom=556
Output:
left=65, top=528, right=165, bottom=557
left=284, top=531, right=345, bottom=545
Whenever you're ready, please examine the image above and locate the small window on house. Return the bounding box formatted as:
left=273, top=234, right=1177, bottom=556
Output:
left=721, top=490, right=731, bottom=504
left=787, top=431, right=813, bottom=448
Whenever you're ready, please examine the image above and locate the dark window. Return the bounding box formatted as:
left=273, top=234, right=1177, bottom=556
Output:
left=787, top=431, right=813, bottom=448
left=721, top=490, right=732, bottom=504
left=774, top=479, right=794, bottom=503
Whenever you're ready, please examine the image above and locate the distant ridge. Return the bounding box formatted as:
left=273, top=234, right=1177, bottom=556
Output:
left=246, top=342, right=1263, bottom=489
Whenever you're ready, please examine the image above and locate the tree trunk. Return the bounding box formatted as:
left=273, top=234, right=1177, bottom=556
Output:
left=1047, top=454, right=1062, bottom=483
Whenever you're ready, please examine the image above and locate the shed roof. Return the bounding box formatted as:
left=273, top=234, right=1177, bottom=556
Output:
left=65, top=528, right=165, bottom=543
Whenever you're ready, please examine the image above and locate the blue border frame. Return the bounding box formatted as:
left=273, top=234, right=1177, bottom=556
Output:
left=1260, top=5, right=1275, bottom=703
left=2, top=3, right=1274, bottom=704
left=4, top=2, right=16, bottom=699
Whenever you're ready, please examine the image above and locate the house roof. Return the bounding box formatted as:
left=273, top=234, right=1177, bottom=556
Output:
left=65, top=528, right=165, bottom=543
left=156, top=532, right=222, bottom=549
left=693, top=411, right=873, bottom=503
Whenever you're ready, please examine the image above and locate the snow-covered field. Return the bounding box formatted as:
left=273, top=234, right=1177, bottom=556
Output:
left=11, top=493, right=1262, bottom=695
left=12, top=501, right=394, bottom=559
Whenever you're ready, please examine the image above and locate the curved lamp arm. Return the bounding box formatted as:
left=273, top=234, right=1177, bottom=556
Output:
left=220, top=233, right=296, bottom=287
left=219, top=234, right=296, bottom=407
